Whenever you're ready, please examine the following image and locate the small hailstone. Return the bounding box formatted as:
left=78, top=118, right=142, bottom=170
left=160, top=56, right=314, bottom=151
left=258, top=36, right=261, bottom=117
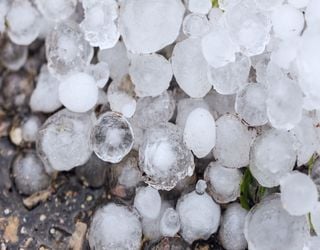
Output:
left=35, top=0, right=76, bottom=22
left=118, top=164, right=142, bottom=188
left=129, top=53, right=172, bottom=97
left=98, top=41, right=130, bottom=80
left=30, top=65, right=62, bottom=113
left=201, top=26, right=238, bottom=68
left=254, top=0, right=284, bottom=11
left=188, top=0, right=212, bottom=15
left=88, top=203, right=142, bottom=250
left=160, top=208, right=180, bottom=237
left=289, top=115, right=319, bottom=166
left=0, top=39, right=28, bottom=71
left=37, top=109, right=94, bottom=172
left=182, top=14, right=210, bottom=38
left=207, top=54, right=251, bottom=95
left=219, top=203, right=248, bottom=250
left=266, top=73, right=303, bottom=130
left=6, top=0, right=40, bottom=45
left=183, top=108, right=216, bottom=158
left=119, top=0, right=185, bottom=53
left=91, top=112, right=134, bottom=163
left=134, top=186, right=162, bottom=220
left=171, top=38, right=212, bottom=98
left=244, top=194, right=309, bottom=250
left=131, top=91, right=175, bottom=130
left=12, top=151, right=51, bottom=195
left=195, top=180, right=207, bottom=195
left=177, top=191, right=221, bottom=244
left=311, top=203, right=320, bottom=236
left=204, top=162, right=242, bottom=203
left=139, top=123, right=195, bottom=190
left=250, top=129, right=296, bottom=188
left=225, top=3, right=271, bottom=56
left=235, top=83, right=268, bottom=126
left=22, top=116, right=41, bottom=142
left=213, top=115, right=254, bottom=169
left=59, top=72, right=98, bottom=113
left=271, top=4, right=304, bottom=40
left=80, top=0, right=120, bottom=49
left=280, top=172, right=318, bottom=216
left=85, top=62, right=110, bottom=89
left=46, top=21, right=93, bottom=77
left=176, top=98, right=211, bottom=129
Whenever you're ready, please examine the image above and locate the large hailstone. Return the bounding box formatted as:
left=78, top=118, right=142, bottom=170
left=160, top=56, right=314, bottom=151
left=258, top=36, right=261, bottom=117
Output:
left=129, top=53, right=172, bottom=97
left=207, top=54, right=251, bottom=95
left=139, top=123, right=195, bottom=191
left=30, top=65, right=62, bottom=113
left=280, top=172, right=318, bottom=216
left=37, top=109, right=94, bottom=172
left=6, top=0, right=41, bottom=46
left=250, top=129, right=296, bottom=188
left=80, top=0, right=120, bottom=49
left=235, top=83, right=268, bottom=126
left=213, top=115, right=255, bottom=168
left=119, top=0, right=185, bottom=53
left=183, top=108, right=216, bottom=158
left=204, top=162, right=242, bottom=204
left=46, top=21, right=93, bottom=77
left=90, top=112, right=134, bottom=163
left=35, top=0, right=76, bottom=22
left=134, top=186, right=162, bottom=220
left=225, top=2, right=272, bottom=56
left=177, top=191, right=221, bottom=244
left=219, top=203, right=248, bottom=250
left=244, top=194, right=309, bottom=250
left=159, top=208, right=180, bottom=237
left=171, top=38, right=212, bottom=98
left=58, top=72, right=99, bottom=113
left=88, top=203, right=142, bottom=250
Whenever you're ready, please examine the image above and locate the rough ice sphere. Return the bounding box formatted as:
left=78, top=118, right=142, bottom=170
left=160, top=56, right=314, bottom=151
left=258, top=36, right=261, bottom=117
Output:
left=119, top=0, right=185, bottom=53
left=219, top=203, right=248, bottom=250
left=35, top=0, right=76, bottom=22
left=37, top=109, right=94, bottom=172
left=80, top=0, right=120, bottom=49
left=129, top=53, right=172, bottom=97
left=88, top=203, right=142, bottom=250
left=171, top=38, right=211, bottom=98
left=134, top=186, right=162, bottom=220
left=13, top=151, right=51, bottom=195
left=271, top=4, right=304, bottom=40
left=213, top=115, right=254, bottom=168
left=46, top=21, right=93, bottom=77
left=30, top=65, right=62, bottom=113
left=182, top=14, right=210, bottom=38
left=91, top=112, right=134, bottom=163
left=250, top=129, right=296, bottom=188
left=188, top=0, right=212, bottom=14
left=59, top=72, right=98, bottom=113
left=22, top=116, right=42, bottom=143
left=183, top=108, right=216, bottom=158
left=244, top=194, right=309, bottom=250
left=177, top=191, right=221, bottom=244
left=204, top=162, right=242, bottom=204
left=207, top=54, right=251, bottom=95
left=139, top=123, right=195, bottom=190
left=160, top=208, right=180, bottom=237
left=6, top=0, right=40, bottom=45
left=195, top=180, right=207, bottom=195
left=235, top=83, right=268, bottom=126
left=280, top=172, right=318, bottom=216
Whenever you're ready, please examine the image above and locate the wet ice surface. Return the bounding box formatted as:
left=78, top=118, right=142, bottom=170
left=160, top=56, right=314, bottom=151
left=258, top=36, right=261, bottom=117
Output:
left=2, top=0, right=320, bottom=248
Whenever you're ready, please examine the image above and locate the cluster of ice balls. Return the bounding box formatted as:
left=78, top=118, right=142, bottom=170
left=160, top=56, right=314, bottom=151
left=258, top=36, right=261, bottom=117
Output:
left=2, top=0, right=320, bottom=249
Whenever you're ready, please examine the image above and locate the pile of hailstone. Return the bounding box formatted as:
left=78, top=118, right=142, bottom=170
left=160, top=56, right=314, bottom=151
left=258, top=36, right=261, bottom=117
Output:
left=2, top=0, right=320, bottom=249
